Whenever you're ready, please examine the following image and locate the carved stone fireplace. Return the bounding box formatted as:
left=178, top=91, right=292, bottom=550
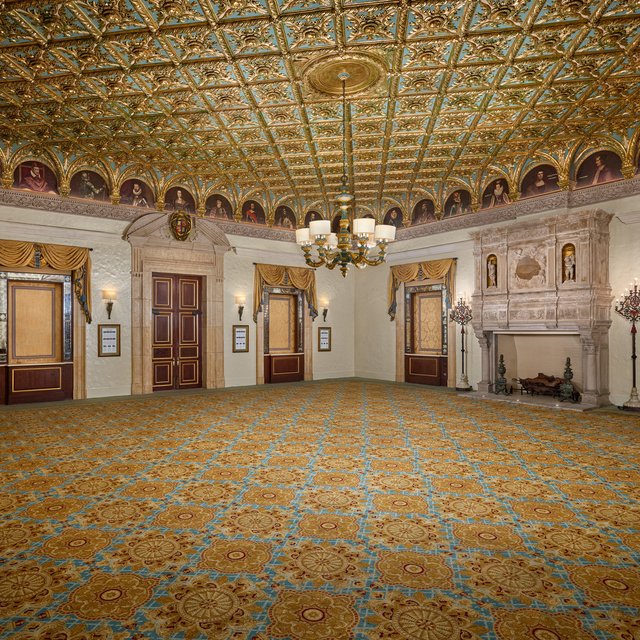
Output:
left=471, top=209, right=612, bottom=406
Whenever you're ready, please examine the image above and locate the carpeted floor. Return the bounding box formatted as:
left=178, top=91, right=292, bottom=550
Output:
left=1, top=379, right=639, bottom=639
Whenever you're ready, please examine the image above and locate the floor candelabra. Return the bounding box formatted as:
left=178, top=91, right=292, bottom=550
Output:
left=450, top=296, right=473, bottom=391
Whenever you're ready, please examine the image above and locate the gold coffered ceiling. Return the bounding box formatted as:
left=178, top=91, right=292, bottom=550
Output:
left=0, top=0, right=639, bottom=213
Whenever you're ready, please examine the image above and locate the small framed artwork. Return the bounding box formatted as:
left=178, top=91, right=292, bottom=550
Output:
left=98, top=324, right=120, bottom=357
left=318, top=327, right=332, bottom=352
left=233, top=325, right=249, bottom=353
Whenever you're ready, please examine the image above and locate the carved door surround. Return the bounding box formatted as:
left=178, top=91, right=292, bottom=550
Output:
left=470, top=209, right=613, bottom=406
left=124, top=213, right=230, bottom=394
left=395, top=277, right=456, bottom=388
left=262, top=286, right=305, bottom=383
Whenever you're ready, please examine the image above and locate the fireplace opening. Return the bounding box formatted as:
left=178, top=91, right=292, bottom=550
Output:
left=495, top=332, right=583, bottom=394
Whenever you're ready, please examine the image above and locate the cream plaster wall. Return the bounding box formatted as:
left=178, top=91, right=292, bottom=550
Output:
left=223, top=235, right=355, bottom=387
left=609, top=212, right=640, bottom=406
left=354, top=229, right=479, bottom=386
left=0, top=206, right=132, bottom=398
left=0, top=194, right=637, bottom=406
left=353, top=197, right=640, bottom=405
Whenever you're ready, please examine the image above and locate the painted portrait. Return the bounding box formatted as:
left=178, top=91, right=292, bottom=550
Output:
left=411, top=199, right=436, bottom=225
left=242, top=200, right=265, bottom=224
left=576, top=150, right=623, bottom=188
left=120, top=179, right=154, bottom=208
left=206, top=193, right=233, bottom=219
left=13, top=161, right=58, bottom=195
left=383, top=207, right=404, bottom=228
left=520, top=164, right=559, bottom=199
left=274, top=205, right=297, bottom=229
left=165, top=186, right=195, bottom=213
left=70, top=170, right=109, bottom=201
left=481, top=179, right=510, bottom=209
left=443, top=189, right=471, bottom=217
left=305, top=210, right=322, bottom=226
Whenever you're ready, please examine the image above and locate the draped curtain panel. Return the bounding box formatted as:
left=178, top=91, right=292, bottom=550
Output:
left=388, top=258, right=456, bottom=319
left=0, top=239, right=92, bottom=322
left=253, top=264, right=318, bottom=322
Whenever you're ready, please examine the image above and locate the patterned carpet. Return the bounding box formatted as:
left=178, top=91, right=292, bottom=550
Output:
left=1, top=379, right=639, bottom=640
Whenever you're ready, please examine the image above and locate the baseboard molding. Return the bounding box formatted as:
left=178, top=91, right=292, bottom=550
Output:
left=354, top=369, right=395, bottom=382
left=314, top=370, right=356, bottom=380
left=87, top=385, right=132, bottom=398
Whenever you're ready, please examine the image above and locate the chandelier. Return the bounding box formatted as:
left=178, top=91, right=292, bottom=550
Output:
left=296, top=71, right=396, bottom=277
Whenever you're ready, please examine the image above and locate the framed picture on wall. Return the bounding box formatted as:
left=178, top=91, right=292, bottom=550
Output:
left=318, top=327, right=331, bottom=352
left=98, top=324, right=120, bottom=357
left=233, top=325, right=249, bottom=353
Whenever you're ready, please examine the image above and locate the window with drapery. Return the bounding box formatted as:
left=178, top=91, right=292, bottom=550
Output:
left=0, top=239, right=92, bottom=322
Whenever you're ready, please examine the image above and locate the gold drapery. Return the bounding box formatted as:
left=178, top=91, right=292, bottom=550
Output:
left=0, top=239, right=92, bottom=322
left=388, top=258, right=456, bottom=319
left=253, top=264, right=318, bottom=322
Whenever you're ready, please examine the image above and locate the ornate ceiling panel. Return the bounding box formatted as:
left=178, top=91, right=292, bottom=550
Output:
left=0, top=0, right=638, bottom=215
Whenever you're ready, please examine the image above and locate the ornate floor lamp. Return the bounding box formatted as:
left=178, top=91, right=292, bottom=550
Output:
left=450, top=296, right=473, bottom=391
left=615, top=279, right=640, bottom=411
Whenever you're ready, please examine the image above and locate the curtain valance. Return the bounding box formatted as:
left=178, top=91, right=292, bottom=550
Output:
left=0, top=239, right=92, bottom=322
left=253, top=264, right=318, bottom=322
left=388, top=258, right=456, bottom=320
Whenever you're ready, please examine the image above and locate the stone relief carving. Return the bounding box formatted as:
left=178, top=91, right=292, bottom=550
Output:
left=510, top=245, right=547, bottom=289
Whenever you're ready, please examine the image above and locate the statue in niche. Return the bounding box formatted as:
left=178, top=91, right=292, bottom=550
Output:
left=562, top=244, right=576, bottom=282
left=487, top=255, right=497, bottom=288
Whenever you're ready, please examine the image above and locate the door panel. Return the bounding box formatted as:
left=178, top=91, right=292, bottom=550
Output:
left=152, top=273, right=202, bottom=391
left=405, top=355, right=448, bottom=386
left=9, top=281, right=63, bottom=364
left=413, top=291, right=443, bottom=354
left=405, top=288, right=448, bottom=386
left=264, top=291, right=304, bottom=383
left=4, top=279, right=72, bottom=403
left=268, top=294, right=296, bottom=353
left=153, top=277, right=172, bottom=308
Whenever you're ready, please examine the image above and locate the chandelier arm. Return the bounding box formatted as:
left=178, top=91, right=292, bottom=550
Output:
left=302, top=246, right=327, bottom=268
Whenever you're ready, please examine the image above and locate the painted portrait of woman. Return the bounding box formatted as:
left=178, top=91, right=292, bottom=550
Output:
left=164, top=187, right=196, bottom=213
left=165, top=186, right=195, bottom=213
left=481, top=179, right=510, bottom=209
left=274, top=205, right=297, bottom=229
left=520, top=164, right=559, bottom=199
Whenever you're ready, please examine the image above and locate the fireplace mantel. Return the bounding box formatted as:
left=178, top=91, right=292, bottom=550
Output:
left=471, top=209, right=613, bottom=406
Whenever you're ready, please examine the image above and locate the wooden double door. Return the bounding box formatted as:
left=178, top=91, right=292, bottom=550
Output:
left=152, top=273, right=203, bottom=391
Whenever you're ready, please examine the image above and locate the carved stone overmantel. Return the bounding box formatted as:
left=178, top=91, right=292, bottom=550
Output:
left=124, top=213, right=231, bottom=394
left=471, top=209, right=613, bottom=406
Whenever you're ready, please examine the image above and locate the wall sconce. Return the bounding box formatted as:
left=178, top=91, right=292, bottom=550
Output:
left=320, top=299, right=329, bottom=322
left=235, top=295, right=246, bottom=321
left=102, top=289, right=117, bottom=319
